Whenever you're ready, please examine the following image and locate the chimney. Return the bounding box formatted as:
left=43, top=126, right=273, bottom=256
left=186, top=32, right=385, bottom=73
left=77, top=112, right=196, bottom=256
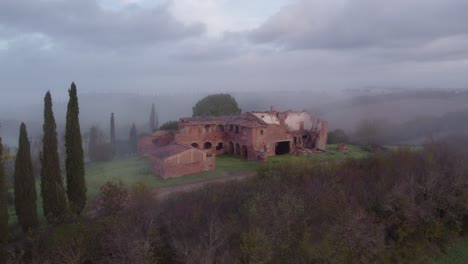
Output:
left=270, top=105, right=276, bottom=112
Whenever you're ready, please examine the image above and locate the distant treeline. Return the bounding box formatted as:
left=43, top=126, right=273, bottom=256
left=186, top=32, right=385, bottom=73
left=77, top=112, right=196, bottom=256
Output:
left=6, top=138, right=467, bottom=263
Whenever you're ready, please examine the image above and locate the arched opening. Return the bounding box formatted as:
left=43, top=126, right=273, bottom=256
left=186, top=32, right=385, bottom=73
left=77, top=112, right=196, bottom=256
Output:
left=216, top=125, right=225, bottom=132
left=204, top=125, right=211, bottom=133
left=242, top=145, right=248, bottom=159
left=229, top=142, right=234, bottom=154
left=235, top=143, right=240, bottom=155
left=204, top=142, right=212, bottom=149
left=235, top=126, right=239, bottom=134
left=191, top=143, right=199, bottom=149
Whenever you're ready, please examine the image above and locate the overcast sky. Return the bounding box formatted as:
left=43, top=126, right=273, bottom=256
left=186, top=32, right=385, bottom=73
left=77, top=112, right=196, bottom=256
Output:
left=1, top=0, right=468, bottom=102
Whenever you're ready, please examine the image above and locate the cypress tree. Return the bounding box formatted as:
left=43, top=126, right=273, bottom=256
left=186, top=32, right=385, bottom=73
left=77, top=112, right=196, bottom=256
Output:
left=129, top=123, right=138, bottom=154
left=0, top=137, right=8, bottom=244
left=14, top=123, right=38, bottom=232
left=110, top=113, right=115, bottom=145
left=110, top=113, right=116, bottom=157
left=150, top=103, right=157, bottom=132
left=155, top=107, right=159, bottom=131
left=65, top=83, right=86, bottom=215
left=41, top=91, right=67, bottom=223
left=88, top=126, right=98, bottom=162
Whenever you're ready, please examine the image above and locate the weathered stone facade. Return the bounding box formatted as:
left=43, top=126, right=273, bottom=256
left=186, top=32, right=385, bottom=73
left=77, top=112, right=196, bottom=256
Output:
left=139, top=108, right=328, bottom=178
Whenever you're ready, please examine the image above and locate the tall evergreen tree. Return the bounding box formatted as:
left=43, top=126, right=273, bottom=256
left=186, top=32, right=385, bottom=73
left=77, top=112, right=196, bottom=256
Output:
left=65, top=83, right=86, bottom=215
left=110, top=113, right=116, bottom=157
left=41, top=91, right=67, bottom=223
left=14, top=123, right=38, bottom=232
left=150, top=103, right=159, bottom=132
left=155, top=107, right=159, bottom=131
left=129, top=123, right=138, bottom=154
left=88, top=126, right=98, bottom=162
left=0, top=137, right=8, bottom=244
left=110, top=113, right=115, bottom=144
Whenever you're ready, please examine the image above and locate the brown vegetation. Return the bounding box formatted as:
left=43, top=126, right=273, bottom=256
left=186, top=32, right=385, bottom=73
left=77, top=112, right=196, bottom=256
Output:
left=5, top=140, right=468, bottom=263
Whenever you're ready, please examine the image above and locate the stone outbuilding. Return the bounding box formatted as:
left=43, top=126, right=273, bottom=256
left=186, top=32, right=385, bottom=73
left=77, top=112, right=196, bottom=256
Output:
left=146, top=143, right=215, bottom=179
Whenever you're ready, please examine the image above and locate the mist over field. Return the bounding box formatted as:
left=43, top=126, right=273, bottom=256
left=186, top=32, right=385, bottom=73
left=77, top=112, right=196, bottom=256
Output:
left=2, top=88, right=468, bottom=148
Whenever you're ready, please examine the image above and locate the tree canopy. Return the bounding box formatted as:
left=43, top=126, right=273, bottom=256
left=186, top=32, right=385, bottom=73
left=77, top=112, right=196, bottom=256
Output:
left=159, top=121, right=178, bottom=131
left=192, top=94, right=241, bottom=117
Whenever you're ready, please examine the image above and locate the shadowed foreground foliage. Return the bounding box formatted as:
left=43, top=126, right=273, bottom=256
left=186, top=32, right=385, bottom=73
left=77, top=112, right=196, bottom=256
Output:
left=6, top=141, right=468, bottom=263
left=0, top=138, right=8, bottom=245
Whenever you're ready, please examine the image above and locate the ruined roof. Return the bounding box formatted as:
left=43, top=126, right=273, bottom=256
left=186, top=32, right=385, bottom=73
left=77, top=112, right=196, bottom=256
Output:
left=251, top=112, right=280, bottom=125
left=150, top=143, right=196, bottom=160
left=179, top=113, right=268, bottom=128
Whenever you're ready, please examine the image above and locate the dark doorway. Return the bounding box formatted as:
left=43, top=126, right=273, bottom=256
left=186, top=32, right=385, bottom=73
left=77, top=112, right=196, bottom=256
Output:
left=242, top=145, right=248, bottom=159
left=235, top=143, right=240, bottom=155
left=216, top=143, right=223, bottom=151
left=204, top=142, right=212, bottom=149
left=191, top=143, right=199, bottom=149
left=229, top=142, right=234, bottom=154
left=275, top=141, right=291, bottom=155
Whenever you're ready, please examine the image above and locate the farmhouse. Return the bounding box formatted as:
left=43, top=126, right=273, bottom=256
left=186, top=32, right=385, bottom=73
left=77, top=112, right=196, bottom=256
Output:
left=139, top=107, right=328, bottom=178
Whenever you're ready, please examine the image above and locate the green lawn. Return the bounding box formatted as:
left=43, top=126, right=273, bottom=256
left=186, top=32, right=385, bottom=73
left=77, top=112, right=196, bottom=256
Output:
left=268, top=144, right=370, bottom=163
left=85, top=145, right=370, bottom=197
left=85, top=154, right=259, bottom=197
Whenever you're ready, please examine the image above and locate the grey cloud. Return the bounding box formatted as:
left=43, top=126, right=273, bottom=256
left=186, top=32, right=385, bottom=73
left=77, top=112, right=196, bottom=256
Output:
left=0, top=0, right=205, bottom=49
left=249, top=0, right=468, bottom=51
left=0, top=0, right=467, bottom=102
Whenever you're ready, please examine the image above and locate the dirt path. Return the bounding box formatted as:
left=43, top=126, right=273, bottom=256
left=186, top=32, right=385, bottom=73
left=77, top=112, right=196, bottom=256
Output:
left=155, top=171, right=257, bottom=199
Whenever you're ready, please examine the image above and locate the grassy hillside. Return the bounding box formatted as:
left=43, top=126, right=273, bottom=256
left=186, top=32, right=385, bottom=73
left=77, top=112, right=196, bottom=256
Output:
left=85, top=154, right=258, bottom=197
left=86, top=145, right=371, bottom=197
